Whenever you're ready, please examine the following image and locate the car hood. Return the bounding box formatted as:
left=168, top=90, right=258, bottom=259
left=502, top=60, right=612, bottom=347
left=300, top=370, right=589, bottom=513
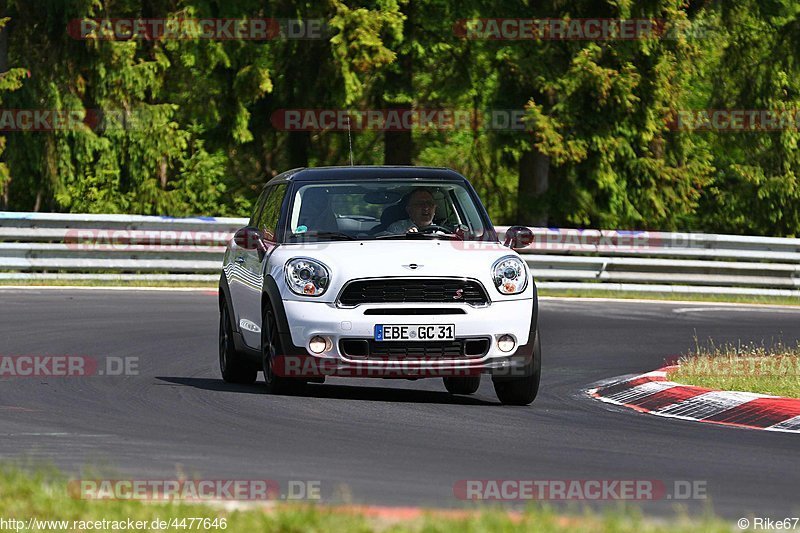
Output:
left=268, top=239, right=533, bottom=303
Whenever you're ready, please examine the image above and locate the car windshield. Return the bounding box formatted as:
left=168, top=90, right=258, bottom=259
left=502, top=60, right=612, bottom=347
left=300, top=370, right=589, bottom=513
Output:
left=284, top=181, right=493, bottom=242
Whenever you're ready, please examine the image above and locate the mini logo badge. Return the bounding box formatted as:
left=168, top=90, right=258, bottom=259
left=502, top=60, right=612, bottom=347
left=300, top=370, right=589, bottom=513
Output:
left=453, top=289, right=464, bottom=300
left=402, top=264, right=423, bottom=270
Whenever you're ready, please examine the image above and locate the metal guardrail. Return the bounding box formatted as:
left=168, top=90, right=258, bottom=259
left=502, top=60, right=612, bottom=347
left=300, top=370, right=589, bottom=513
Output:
left=0, top=212, right=242, bottom=283
left=497, top=227, right=800, bottom=297
left=1, top=212, right=798, bottom=296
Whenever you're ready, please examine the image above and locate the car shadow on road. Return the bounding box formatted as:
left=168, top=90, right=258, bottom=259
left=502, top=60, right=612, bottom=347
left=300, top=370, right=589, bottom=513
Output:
left=156, top=377, right=265, bottom=395
left=156, top=376, right=499, bottom=405
left=287, top=382, right=499, bottom=405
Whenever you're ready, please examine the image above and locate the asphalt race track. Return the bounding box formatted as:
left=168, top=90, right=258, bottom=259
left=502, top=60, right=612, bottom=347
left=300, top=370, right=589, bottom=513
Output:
left=0, top=289, right=798, bottom=519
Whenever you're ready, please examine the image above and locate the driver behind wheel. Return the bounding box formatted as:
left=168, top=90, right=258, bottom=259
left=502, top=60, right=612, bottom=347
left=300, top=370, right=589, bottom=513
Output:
left=387, top=188, right=437, bottom=234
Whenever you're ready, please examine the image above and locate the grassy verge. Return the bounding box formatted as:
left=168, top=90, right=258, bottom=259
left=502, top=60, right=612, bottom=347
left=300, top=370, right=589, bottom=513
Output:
left=539, top=288, right=800, bottom=307
left=2, top=282, right=800, bottom=306
left=0, top=465, right=734, bottom=533
left=0, top=279, right=217, bottom=289
left=669, top=339, right=800, bottom=398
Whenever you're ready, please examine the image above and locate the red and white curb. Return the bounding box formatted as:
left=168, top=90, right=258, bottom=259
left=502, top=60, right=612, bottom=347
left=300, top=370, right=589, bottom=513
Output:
left=588, top=366, right=800, bottom=434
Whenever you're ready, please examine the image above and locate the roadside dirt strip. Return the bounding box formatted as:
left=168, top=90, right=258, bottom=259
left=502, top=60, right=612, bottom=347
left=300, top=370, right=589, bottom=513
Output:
left=588, top=366, right=800, bottom=433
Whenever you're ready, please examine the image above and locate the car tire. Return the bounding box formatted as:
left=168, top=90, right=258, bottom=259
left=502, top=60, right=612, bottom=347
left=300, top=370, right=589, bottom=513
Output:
left=442, top=376, right=481, bottom=395
left=261, top=302, right=307, bottom=394
left=219, top=301, right=258, bottom=384
left=492, top=329, right=541, bottom=406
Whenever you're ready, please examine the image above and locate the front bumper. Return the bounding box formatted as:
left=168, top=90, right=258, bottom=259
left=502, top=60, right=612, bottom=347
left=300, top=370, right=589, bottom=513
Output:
left=279, top=298, right=535, bottom=377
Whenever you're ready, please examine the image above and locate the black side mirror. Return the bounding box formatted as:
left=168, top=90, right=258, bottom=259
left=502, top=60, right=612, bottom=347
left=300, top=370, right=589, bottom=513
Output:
left=234, top=226, right=267, bottom=252
left=503, top=226, right=534, bottom=249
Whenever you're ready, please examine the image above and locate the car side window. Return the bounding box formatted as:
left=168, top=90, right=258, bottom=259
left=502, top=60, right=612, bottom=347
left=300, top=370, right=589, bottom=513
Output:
left=250, top=187, right=271, bottom=226
left=255, top=184, right=287, bottom=241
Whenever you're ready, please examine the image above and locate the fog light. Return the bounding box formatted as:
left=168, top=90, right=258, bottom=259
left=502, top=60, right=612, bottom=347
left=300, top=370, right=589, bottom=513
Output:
left=497, top=334, right=515, bottom=353
left=309, top=336, right=331, bottom=354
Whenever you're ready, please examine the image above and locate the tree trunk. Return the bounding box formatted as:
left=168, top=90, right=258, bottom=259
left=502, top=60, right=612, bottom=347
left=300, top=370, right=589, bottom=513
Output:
left=516, top=147, right=550, bottom=225
left=383, top=107, right=412, bottom=164
left=159, top=158, right=168, bottom=188
left=287, top=131, right=310, bottom=168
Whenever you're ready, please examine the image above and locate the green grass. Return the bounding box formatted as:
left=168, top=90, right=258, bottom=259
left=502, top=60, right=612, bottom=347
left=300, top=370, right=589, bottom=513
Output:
left=0, top=279, right=216, bottom=289
left=0, top=465, right=736, bottom=533
left=538, top=288, right=800, bottom=307
left=2, top=282, right=800, bottom=307
left=669, top=339, right=800, bottom=398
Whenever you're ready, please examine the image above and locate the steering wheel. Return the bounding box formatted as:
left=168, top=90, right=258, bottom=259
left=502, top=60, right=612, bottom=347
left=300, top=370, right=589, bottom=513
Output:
left=416, top=224, right=454, bottom=234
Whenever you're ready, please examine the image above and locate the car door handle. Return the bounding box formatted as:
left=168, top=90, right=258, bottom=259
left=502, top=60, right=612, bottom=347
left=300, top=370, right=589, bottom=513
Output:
left=234, top=257, right=246, bottom=265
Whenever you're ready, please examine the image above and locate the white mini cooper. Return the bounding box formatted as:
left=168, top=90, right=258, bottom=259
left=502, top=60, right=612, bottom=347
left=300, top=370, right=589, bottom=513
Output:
left=219, top=166, right=541, bottom=405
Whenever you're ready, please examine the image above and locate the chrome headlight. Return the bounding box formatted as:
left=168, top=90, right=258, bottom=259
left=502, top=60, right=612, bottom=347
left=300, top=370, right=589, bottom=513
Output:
left=285, top=258, right=330, bottom=297
left=491, top=255, right=528, bottom=295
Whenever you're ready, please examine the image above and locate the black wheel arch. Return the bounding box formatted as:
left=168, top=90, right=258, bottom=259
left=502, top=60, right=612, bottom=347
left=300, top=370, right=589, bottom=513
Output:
left=262, top=275, right=308, bottom=356
left=219, top=272, right=261, bottom=362
left=218, top=272, right=237, bottom=331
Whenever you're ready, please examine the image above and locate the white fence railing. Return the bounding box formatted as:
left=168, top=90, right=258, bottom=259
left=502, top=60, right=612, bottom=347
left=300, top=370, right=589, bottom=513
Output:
left=1, top=212, right=799, bottom=296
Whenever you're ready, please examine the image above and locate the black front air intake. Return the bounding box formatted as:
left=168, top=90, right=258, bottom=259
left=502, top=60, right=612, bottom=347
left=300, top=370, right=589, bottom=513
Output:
left=339, top=338, right=490, bottom=358
left=338, top=278, right=489, bottom=306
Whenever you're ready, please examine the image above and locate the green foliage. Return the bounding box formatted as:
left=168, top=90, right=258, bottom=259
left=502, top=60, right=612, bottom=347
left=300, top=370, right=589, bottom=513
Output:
left=493, top=2, right=714, bottom=229
left=695, top=0, right=800, bottom=236
left=329, top=0, right=403, bottom=104
left=0, top=16, right=27, bottom=206
left=0, top=1, right=798, bottom=236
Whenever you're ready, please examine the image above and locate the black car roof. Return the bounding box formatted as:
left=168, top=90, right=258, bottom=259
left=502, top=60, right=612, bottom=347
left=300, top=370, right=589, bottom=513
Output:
left=266, top=166, right=468, bottom=185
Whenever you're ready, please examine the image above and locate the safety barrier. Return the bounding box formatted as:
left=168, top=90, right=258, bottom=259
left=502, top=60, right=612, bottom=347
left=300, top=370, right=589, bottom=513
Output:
left=1, top=212, right=798, bottom=296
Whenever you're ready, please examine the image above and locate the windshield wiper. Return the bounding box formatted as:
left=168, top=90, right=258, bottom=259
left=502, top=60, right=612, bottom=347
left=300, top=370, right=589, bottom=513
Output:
left=374, top=231, right=460, bottom=241
left=291, top=231, right=355, bottom=241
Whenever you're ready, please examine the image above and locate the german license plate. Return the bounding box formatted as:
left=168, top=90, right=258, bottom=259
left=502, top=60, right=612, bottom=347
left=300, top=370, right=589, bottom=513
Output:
left=374, top=324, right=456, bottom=341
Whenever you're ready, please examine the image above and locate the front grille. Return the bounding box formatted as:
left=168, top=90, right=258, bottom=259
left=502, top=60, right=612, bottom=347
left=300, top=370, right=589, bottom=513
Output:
left=338, top=278, right=489, bottom=306
left=339, top=338, right=490, bottom=358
